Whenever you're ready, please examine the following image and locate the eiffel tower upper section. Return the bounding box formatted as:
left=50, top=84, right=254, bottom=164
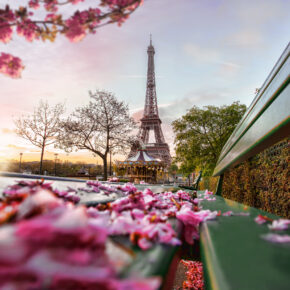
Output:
left=138, top=36, right=171, bottom=166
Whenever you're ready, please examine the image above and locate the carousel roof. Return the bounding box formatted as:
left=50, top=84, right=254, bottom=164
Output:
left=127, top=150, right=161, bottom=163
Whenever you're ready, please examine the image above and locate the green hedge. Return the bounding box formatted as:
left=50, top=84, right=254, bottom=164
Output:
left=199, top=176, right=218, bottom=192
left=222, top=138, right=290, bottom=218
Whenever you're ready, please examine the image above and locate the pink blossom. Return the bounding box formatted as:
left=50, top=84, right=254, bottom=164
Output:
left=254, top=214, right=272, bottom=224
left=233, top=212, right=250, bottom=216
left=65, top=18, right=86, bottom=42
left=87, top=180, right=102, bottom=187
left=44, top=0, right=58, bottom=12
left=28, top=0, right=40, bottom=9
left=16, top=19, right=38, bottom=42
left=176, top=206, right=217, bottom=244
left=131, top=208, right=145, bottom=219
left=117, top=277, right=161, bottom=290
left=206, top=197, right=216, bottom=201
left=146, top=223, right=179, bottom=244
left=261, top=233, right=290, bottom=244
left=53, top=188, right=68, bottom=197
left=70, top=0, right=85, bottom=4
left=0, top=226, right=28, bottom=264
left=204, top=189, right=213, bottom=195
left=268, top=219, right=290, bottom=231
left=108, top=177, right=120, bottom=182
left=222, top=211, right=233, bottom=216
left=121, top=182, right=137, bottom=193
left=0, top=24, right=13, bottom=43
left=143, top=188, right=154, bottom=196
left=16, top=190, right=62, bottom=220
left=109, top=214, right=136, bottom=235
left=176, top=190, right=191, bottom=201
left=137, top=237, right=153, bottom=250
left=0, top=53, right=24, bottom=78
left=0, top=8, right=14, bottom=43
left=65, top=10, right=98, bottom=43
left=131, top=222, right=181, bottom=249
left=25, top=249, right=114, bottom=281
left=177, top=206, right=217, bottom=226
left=65, top=192, right=80, bottom=203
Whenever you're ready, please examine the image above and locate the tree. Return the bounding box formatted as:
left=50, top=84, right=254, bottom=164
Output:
left=168, top=163, right=178, bottom=180
left=172, top=101, right=247, bottom=176
left=0, top=0, right=143, bottom=78
left=14, top=100, right=65, bottom=175
left=58, top=90, right=136, bottom=180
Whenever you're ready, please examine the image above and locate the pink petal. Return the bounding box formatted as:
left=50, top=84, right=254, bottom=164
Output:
left=261, top=233, right=290, bottom=243
left=255, top=215, right=269, bottom=224
left=117, top=277, right=161, bottom=290
left=268, top=219, right=290, bottom=231
left=138, top=237, right=153, bottom=250
left=222, top=211, right=233, bottom=216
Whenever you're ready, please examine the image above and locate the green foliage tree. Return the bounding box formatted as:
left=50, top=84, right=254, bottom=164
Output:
left=168, top=163, right=178, bottom=180
left=172, top=101, right=247, bottom=176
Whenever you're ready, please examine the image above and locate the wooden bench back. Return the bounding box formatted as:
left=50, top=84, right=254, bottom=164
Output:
left=213, top=43, right=290, bottom=178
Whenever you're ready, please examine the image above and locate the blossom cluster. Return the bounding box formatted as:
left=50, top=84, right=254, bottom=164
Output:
left=181, top=260, right=204, bottom=290
left=0, top=179, right=217, bottom=289
left=0, top=0, right=143, bottom=77
left=0, top=53, right=24, bottom=78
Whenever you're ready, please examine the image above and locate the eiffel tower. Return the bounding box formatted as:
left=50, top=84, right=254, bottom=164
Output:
left=135, top=36, right=171, bottom=166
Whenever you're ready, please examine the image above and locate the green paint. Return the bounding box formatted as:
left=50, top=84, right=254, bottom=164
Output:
left=199, top=193, right=290, bottom=290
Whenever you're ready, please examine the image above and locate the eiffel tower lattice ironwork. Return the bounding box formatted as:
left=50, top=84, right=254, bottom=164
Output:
left=137, top=36, right=171, bottom=166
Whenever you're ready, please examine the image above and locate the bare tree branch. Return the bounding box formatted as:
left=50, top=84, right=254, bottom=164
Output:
left=57, top=90, right=136, bottom=180
left=14, top=100, right=65, bottom=174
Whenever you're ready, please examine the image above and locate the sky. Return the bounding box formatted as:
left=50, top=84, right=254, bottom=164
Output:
left=0, top=0, right=289, bottom=168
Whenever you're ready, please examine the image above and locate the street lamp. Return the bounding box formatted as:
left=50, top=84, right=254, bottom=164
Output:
left=19, top=153, right=23, bottom=173
left=109, top=150, right=112, bottom=176
left=54, top=153, right=58, bottom=176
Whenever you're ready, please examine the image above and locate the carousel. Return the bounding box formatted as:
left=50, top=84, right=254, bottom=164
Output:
left=116, top=149, right=166, bottom=184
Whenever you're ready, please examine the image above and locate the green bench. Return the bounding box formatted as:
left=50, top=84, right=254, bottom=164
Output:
left=199, top=43, right=290, bottom=290
left=179, top=170, right=203, bottom=191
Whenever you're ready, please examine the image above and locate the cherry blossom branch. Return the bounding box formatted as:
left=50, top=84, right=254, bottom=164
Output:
left=0, top=0, right=143, bottom=78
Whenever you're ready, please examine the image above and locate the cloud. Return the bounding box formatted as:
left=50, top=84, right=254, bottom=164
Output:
left=158, top=89, right=232, bottom=125
left=184, top=44, right=219, bottom=63
left=227, top=30, right=264, bottom=48
left=183, top=43, right=241, bottom=78
left=222, top=0, right=289, bottom=49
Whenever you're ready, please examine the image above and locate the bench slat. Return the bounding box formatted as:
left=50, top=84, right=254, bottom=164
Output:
left=199, top=193, right=290, bottom=290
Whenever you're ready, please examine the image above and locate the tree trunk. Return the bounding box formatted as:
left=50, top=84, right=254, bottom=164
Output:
left=39, top=145, right=45, bottom=175
left=103, top=155, right=107, bottom=181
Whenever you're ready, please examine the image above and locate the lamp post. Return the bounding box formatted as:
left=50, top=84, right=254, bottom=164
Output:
left=109, top=150, right=112, bottom=177
left=54, top=153, right=58, bottom=176
left=19, top=153, right=23, bottom=173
